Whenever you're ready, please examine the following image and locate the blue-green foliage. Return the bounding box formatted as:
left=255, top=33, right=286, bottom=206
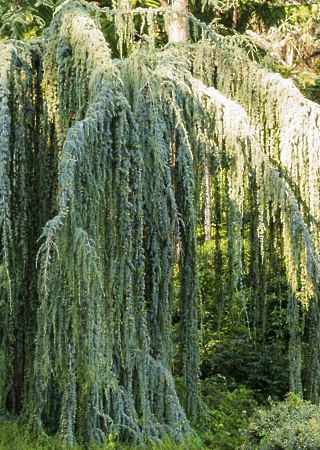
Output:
left=1, top=1, right=320, bottom=448
left=0, top=1, right=202, bottom=445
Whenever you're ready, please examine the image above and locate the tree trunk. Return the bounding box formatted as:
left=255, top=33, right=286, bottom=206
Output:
left=167, top=0, right=188, bottom=43
left=204, top=162, right=211, bottom=241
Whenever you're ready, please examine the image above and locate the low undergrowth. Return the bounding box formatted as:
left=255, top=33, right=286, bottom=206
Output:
left=3, top=389, right=320, bottom=449
left=0, top=420, right=205, bottom=450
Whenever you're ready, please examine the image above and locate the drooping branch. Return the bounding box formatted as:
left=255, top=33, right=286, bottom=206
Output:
left=245, top=30, right=289, bottom=65
left=28, top=2, right=195, bottom=444
left=1, top=0, right=320, bottom=446
left=190, top=74, right=320, bottom=394
left=0, top=40, right=47, bottom=416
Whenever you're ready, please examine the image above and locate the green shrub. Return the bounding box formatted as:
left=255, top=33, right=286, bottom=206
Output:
left=196, top=377, right=256, bottom=449
left=243, top=393, right=320, bottom=449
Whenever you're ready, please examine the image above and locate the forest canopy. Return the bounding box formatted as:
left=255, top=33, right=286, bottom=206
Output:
left=0, top=0, right=320, bottom=447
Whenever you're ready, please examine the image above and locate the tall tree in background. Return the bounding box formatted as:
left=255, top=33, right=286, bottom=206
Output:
left=0, top=0, right=320, bottom=446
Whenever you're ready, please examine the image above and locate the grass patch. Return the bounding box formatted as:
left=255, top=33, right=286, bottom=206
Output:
left=0, top=420, right=205, bottom=450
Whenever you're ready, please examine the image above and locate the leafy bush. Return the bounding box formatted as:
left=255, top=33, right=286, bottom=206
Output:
left=243, top=393, right=320, bottom=450
left=196, top=377, right=256, bottom=449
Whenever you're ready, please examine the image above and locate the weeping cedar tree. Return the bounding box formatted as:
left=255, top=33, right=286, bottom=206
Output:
left=0, top=0, right=320, bottom=445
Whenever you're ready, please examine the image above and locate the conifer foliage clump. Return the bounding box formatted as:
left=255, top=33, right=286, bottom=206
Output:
left=0, top=0, right=320, bottom=446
